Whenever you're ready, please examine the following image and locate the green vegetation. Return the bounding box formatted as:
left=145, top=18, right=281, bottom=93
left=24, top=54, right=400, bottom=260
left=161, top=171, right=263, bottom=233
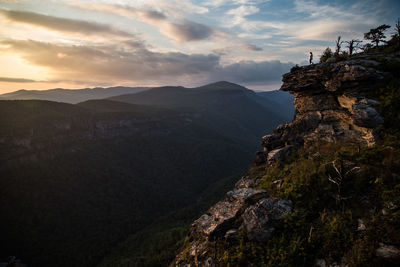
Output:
left=220, top=136, right=400, bottom=266
left=320, top=47, right=333, bottom=63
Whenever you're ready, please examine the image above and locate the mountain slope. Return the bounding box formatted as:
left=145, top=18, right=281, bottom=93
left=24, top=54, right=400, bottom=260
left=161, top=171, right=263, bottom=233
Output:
left=109, top=81, right=292, bottom=147
left=174, top=51, right=400, bottom=266
left=0, top=86, right=150, bottom=104
left=256, top=90, right=295, bottom=119
left=0, top=81, right=294, bottom=267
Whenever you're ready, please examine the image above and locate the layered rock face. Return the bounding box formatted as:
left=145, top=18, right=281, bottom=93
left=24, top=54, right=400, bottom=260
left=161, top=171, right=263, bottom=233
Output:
left=258, top=58, right=388, bottom=165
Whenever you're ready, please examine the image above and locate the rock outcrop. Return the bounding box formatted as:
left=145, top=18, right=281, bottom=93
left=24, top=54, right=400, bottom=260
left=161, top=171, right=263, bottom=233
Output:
left=259, top=57, right=388, bottom=165
left=175, top=177, right=292, bottom=266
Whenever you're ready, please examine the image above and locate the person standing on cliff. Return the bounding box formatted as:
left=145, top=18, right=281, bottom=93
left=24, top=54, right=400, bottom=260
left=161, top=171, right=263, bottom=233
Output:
left=309, top=52, right=313, bottom=64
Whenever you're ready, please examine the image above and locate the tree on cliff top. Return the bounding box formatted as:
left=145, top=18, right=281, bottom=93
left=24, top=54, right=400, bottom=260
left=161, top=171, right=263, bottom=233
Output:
left=320, top=47, right=333, bottom=62
left=364, top=24, right=391, bottom=46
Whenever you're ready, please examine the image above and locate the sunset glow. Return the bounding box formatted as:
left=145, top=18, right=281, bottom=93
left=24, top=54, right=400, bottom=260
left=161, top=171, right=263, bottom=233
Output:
left=0, top=0, right=398, bottom=93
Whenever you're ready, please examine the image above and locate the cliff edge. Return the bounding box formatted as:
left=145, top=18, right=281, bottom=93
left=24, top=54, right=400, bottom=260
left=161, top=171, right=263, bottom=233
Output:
left=174, top=51, right=400, bottom=266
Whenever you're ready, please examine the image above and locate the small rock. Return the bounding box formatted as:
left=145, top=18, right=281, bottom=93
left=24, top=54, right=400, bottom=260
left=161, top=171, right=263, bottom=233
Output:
left=382, top=208, right=389, bottom=215
left=376, top=243, right=400, bottom=258
left=267, top=145, right=293, bottom=164
left=386, top=201, right=399, bottom=210
left=315, top=259, right=326, bottom=267
left=273, top=179, right=284, bottom=188
left=357, top=219, right=366, bottom=231
left=204, top=257, right=213, bottom=267
left=235, top=176, right=254, bottom=189
left=224, top=229, right=238, bottom=242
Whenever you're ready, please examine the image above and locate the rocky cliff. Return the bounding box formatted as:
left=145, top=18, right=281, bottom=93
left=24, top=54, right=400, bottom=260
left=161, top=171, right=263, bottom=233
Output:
left=258, top=56, right=389, bottom=167
left=174, top=52, right=400, bottom=266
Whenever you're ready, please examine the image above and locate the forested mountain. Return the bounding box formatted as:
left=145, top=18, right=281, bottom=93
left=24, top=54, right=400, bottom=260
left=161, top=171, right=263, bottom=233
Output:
left=109, top=81, right=293, bottom=146
left=0, top=81, right=293, bottom=267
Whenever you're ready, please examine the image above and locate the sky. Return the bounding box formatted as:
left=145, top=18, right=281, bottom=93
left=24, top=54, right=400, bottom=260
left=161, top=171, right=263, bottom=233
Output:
left=0, top=0, right=399, bottom=93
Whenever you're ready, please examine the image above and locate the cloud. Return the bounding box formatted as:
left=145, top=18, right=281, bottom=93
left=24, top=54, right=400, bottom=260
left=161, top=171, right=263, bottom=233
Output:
left=0, top=76, right=36, bottom=82
left=67, top=2, right=167, bottom=23
left=163, top=20, right=214, bottom=42
left=242, top=42, right=263, bottom=51
left=226, top=5, right=260, bottom=26
left=1, top=39, right=290, bottom=86
left=0, top=9, right=136, bottom=38
left=210, top=60, right=293, bottom=84
left=203, top=0, right=269, bottom=7
left=0, top=39, right=219, bottom=82
left=68, top=2, right=216, bottom=42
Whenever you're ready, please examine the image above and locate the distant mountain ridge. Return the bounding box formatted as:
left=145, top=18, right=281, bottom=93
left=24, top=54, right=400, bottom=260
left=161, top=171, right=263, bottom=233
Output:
left=193, top=81, right=249, bottom=91
left=0, top=86, right=150, bottom=104
left=0, top=82, right=293, bottom=114
left=108, top=81, right=294, bottom=145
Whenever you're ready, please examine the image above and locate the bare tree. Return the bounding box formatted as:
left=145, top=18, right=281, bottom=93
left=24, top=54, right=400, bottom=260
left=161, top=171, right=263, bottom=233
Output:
left=345, top=39, right=362, bottom=55
left=335, top=36, right=344, bottom=54
left=392, top=18, right=400, bottom=47
left=394, top=18, right=400, bottom=37
left=325, top=160, right=361, bottom=205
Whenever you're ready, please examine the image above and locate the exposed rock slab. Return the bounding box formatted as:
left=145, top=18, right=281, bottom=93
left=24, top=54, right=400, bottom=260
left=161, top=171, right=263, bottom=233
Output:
left=193, top=200, right=243, bottom=238
left=178, top=185, right=292, bottom=266
left=242, top=198, right=292, bottom=242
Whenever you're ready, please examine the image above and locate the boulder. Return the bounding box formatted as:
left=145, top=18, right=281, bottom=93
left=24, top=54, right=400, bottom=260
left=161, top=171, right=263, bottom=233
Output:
left=193, top=200, right=243, bottom=238
left=352, top=103, right=384, bottom=128
left=242, top=198, right=292, bottom=242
